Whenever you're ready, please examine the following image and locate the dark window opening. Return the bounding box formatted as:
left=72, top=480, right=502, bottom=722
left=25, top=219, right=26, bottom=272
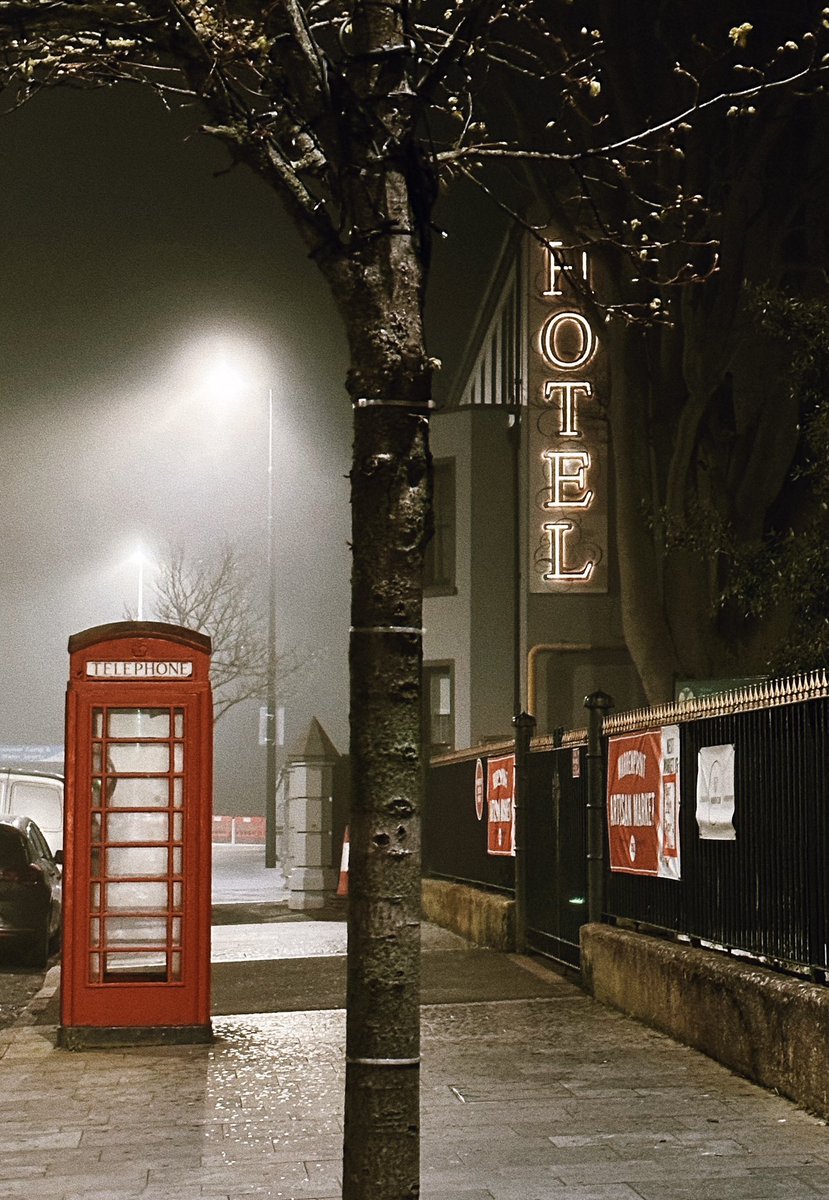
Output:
left=424, top=459, right=456, bottom=595
left=423, top=663, right=454, bottom=757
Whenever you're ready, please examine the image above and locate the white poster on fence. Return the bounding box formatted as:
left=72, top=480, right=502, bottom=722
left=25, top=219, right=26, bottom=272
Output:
left=696, top=744, right=736, bottom=840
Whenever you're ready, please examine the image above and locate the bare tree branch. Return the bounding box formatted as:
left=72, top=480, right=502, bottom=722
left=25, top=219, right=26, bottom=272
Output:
left=124, top=540, right=322, bottom=724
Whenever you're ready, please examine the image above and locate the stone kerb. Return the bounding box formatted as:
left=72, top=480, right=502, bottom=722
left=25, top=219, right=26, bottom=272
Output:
left=581, top=922, right=829, bottom=1120
left=284, top=718, right=340, bottom=911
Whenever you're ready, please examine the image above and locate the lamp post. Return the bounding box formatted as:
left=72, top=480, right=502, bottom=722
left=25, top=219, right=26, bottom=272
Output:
left=265, top=388, right=278, bottom=869
left=195, top=351, right=278, bottom=867
left=128, top=546, right=152, bottom=621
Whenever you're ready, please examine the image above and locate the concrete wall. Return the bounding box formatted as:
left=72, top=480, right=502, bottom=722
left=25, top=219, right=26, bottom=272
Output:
left=469, top=409, right=518, bottom=744
left=422, top=878, right=514, bottom=951
left=424, top=409, right=473, bottom=749
left=538, top=646, right=646, bottom=733
left=425, top=405, right=645, bottom=745
left=582, top=923, right=829, bottom=1120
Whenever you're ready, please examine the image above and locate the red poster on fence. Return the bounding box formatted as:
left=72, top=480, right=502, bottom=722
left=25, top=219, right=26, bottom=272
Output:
left=487, top=754, right=515, bottom=856
left=607, top=726, right=681, bottom=879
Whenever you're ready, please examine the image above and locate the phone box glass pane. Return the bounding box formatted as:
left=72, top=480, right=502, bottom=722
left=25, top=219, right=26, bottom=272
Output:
left=108, top=709, right=170, bottom=738
left=105, top=812, right=169, bottom=845
left=105, top=882, right=168, bottom=912
left=108, top=743, right=170, bottom=775
left=105, top=916, right=167, bottom=946
left=107, top=845, right=168, bottom=878
left=106, top=777, right=170, bottom=809
left=105, top=951, right=167, bottom=975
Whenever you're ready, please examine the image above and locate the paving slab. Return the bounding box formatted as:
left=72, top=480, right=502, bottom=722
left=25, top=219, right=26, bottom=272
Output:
left=211, top=948, right=573, bottom=1014
left=211, top=844, right=290, bottom=905
left=2, top=954, right=828, bottom=1200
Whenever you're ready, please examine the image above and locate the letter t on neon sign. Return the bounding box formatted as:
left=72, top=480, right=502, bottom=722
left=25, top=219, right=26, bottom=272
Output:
left=544, top=380, right=593, bottom=437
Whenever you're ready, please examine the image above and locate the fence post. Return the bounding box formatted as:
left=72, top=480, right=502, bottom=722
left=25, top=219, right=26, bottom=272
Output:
left=512, top=710, right=537, bottom=954
left=584, top=690, right=613, bottom=925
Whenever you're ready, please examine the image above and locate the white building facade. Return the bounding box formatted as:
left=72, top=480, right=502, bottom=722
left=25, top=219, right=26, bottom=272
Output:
left=423, top=227, right=646, bottom=754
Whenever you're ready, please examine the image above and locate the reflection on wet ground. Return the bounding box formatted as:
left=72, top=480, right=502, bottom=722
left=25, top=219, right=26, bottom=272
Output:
left=0, top=958, right=44, bottom=1029
left=5, top=996, right=829, bottom=1200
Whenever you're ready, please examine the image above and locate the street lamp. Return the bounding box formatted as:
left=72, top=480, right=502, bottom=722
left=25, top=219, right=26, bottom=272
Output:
left=198, top=353, right=279, bottom=869
left=265, top=387, right=278, bottom=870
left=127, top=545, right=153, bottom=620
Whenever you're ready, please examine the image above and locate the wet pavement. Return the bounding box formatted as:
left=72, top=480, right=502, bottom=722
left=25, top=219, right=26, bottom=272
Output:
left=0, top=963, right=44, bottom=1030
left=1, top=846, right=828, bottom=1198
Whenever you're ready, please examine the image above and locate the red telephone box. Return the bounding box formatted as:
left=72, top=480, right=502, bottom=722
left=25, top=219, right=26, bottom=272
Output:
left=60, top=622, right=213, bottom=1048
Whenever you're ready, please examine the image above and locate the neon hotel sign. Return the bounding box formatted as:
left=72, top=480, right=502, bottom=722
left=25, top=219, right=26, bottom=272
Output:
left=528, top=235, right=608, bottom=593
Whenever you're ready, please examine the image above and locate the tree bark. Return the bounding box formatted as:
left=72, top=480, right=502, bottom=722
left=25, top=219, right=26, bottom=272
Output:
left=608, top=324, right=681, bottom=701
left=335, top=190, right=433, bottom=1200
left=345, top=393, right=429, bottom=1200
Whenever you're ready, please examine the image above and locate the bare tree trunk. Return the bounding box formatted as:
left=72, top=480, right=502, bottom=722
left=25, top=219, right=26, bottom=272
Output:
left=345, top=393, right=429, bottom=1199
left=333, top=172, right=432, bottom=1190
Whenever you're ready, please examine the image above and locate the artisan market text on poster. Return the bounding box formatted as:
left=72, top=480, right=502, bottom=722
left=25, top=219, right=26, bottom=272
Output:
left=607, top=726, right=681, bottom=880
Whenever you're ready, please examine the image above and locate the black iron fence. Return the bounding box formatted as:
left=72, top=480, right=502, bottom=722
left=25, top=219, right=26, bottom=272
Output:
left=605, top=681, right=829, bottom=978
left=422, top=747, right=515, bottom=894
left=523, top=741, right=588, bottom=967
left=423, top=736, right=589, bottom=968
left=424, top=672, right=829, bottom=978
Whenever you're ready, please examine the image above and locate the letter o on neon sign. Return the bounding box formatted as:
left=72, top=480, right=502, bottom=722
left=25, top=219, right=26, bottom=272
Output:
left=541, top=311, right=596, bottom=370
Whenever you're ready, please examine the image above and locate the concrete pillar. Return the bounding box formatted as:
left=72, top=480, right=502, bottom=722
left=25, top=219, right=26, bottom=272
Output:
left=285, top=718, right=340, bottom=910
left=274, top=765, right=289, bottom=866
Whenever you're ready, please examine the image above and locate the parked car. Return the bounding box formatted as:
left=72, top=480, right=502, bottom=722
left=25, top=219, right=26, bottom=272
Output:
left=0, top=770, right=63, bottom=854
left=0, top=815, right=62, bottom=968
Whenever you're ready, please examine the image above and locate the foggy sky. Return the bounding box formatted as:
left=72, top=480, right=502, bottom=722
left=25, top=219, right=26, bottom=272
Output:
left=0, top=85, right=500, bottom=812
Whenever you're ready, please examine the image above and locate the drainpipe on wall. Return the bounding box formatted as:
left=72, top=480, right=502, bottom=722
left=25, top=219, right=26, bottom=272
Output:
left=584, top=690, right=614, bottom=925
left=512, top=710, right=536, bottom=955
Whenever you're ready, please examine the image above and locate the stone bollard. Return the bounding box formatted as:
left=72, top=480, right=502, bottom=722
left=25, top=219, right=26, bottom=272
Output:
left=285, top=718, right=340, bottom=910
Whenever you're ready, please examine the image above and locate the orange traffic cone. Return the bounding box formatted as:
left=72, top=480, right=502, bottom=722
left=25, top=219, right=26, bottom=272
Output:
left=336, top=826, right=350, bottom=897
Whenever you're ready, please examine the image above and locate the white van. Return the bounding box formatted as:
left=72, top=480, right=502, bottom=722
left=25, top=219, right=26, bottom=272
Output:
left=0, top=770, right=64, bottom=854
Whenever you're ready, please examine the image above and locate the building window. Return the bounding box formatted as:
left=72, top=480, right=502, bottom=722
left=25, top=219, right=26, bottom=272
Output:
left=423, top=663, right=454, bottom=756
left=424, top=458, right=456, bottom=594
